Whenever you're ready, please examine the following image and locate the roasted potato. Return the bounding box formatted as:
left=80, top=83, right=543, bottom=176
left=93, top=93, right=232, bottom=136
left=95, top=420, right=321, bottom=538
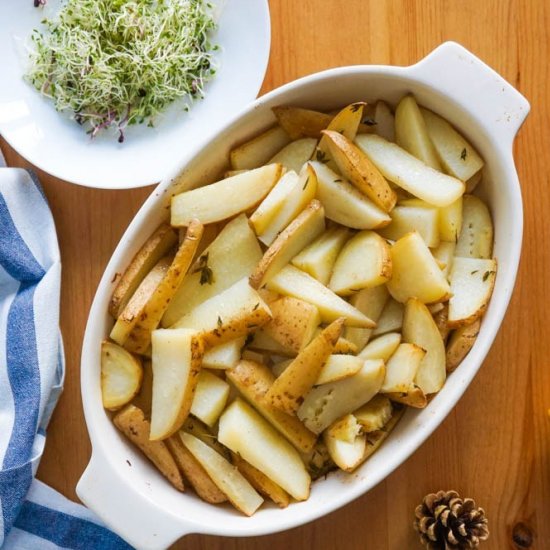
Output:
left=180, top=431, right=263, bottom=516
left=113, top=405, right=184, bottom=491
left=101, top=341, right=143, bottom=410
left=226, top=360, right=317, bottom=452
left=163, top=214, right=263, bottom=327
left=219, top=399, right=311, bottom=501
left=249, top=199, right=325, bottom=288
left=264, top=318, right=344, bottom=414
left=149, top=329, right=204, bottom=440
left=260, top=296, right=320, bottom=354
left=355, top=134, right=464, bottom=207
left=322, top=130, right=397, bottom=212
left=266, top=265, right=375, bottom=328
left=171, top=164, right=282, bottom=226
left=109, top=224, right=177, bottom=318
left=446, top=319, right=481, bottom=372
left=230, top=125, right=291, bottom=170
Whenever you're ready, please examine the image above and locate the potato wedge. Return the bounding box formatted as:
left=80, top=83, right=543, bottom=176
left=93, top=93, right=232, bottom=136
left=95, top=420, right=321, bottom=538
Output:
left=433, top=304, right=450, bottom=342
left=402, top=298, right=446, bottom=394
left=333, top=336, right=359, bottom=355
left=113, top=405, right=184, bottom=491
left=439, top=197, right=463, bottom=243
left=172, top=278, right=272, bottom=347
left=272, top=106, right=373, bottom=140
left=162, top=214, right=262, bottom=327
left=291, top=226, right=350, bottom=285
left=269, top=137, right=318, bottom=173
left=250, top=200, right=325, bottom=288
left=101, top=341, right=143, bottom=410
left=381, top=343, right=425, bottom=394
left=387, top=232, right=451, bottom=304
left=420, top=108, right=484, bottom=182
left=325, top=413, right=362, bottom=443
left=316, top=102, right=366, bottom=170
left=385, top=386, right=427, bottom=408
left=150, top=329, right=204, bottom=440
left=311, top=161, right=391, bottom=229
left=272, top=106, right=334, bottom=139
left=181, top=416, right=230, bottom=458
left=345, top=285, right=389, bottom=350
left=266, top=265, right=375, bottom=328
left=379, top=203, right=440, bottom=248
left=165, top=434, right=227, bottom=504
left=455, top=195, right=493, bottom=259
left=171, top=164, right=282, bottom=226
left=202, top=337, right=245, bottom=369
left=298, top=359, right=385, bottom=434
left=324, top=430, right=366, bottom=472
left=322, top=130, right=397, bottom=212
left=258, top=164, right=318, bottom=246
left=395, top=95, right=441, bottom=170
left=260, top=297, right=320, bottom=354
left=323, top=102, right=366, bottom=141
left=373, top=101, right=395, bottom=142
left=109, top=224, right=178, bottom=318
left=358, top=332, right=402, bottom=361
left=230, top=125, right=291, bottom=170
left=264, top=318, right=344, bottom=414
left=358, top=406, right=405, bottom=465
left=249, top=329, right=296, bottom=357
left=190, top=370, right=230, bottom=427
left=448, top=257, right=497, bottom=327
left=432, top=241, right=456, bottom=281
left=110, top=257, right=172, bottom=347
left=226, top=360, right=317, bottom=453
left=371, top=298, right=404, bottom=336
left=249, top=170, right=300, bottom=236
left=125, top=220, right=203, bottom=354
left=180, top=432, right=263, bottom=516
left=354, top=395, right=393, bottom=432
left=219, top=399, right=311, bottom=501
left=329, top=231, right=392, bottom=295
left=355, top=134, right=464, bottom=207
left=446, top=319, right=481, bottom=372
left=316, top=354, right=364, bottom=385
left=231, top=452, right=290, bottom=508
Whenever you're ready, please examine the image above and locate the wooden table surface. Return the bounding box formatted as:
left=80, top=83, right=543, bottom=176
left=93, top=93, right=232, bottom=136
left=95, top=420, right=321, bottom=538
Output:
left=2, top=1, right=549, bottom=548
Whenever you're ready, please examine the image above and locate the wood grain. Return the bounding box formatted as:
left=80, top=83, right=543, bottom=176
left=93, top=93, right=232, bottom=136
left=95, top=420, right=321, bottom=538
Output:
left=1, top=1, right=549, bottom=548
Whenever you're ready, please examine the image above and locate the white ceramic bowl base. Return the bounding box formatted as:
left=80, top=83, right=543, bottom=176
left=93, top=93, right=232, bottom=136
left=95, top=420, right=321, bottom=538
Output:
left=77, top=42, right=529, bottom=549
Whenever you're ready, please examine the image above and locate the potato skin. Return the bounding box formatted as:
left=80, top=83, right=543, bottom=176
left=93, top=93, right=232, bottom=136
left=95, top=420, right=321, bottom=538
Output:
left=113, top=404, right=184, bottom=491
left=165, top=434, right=227, bottom=504
left=231, top=452, right=290, bottom=508
left=446, top=319, right=481, bottom=372
left=109, top=223, right=177, bottom=319
left=264, top=318, right=344, bottom=414
left=226, top=360, right=317, bottom=453
left=260, top=296, right=320, bottom=353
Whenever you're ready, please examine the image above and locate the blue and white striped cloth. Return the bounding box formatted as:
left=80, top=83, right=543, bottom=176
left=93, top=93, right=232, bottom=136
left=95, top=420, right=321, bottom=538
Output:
left=0, top=151, right=131, bottom=549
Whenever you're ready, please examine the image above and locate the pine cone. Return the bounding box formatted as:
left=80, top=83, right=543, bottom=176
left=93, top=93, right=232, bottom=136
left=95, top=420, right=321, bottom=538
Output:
left=414, top=490, right=489, bottom=549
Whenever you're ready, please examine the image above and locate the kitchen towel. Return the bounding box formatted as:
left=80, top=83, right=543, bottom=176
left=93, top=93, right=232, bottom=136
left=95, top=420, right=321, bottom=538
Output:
left=0, top=150, right=130, bottom=549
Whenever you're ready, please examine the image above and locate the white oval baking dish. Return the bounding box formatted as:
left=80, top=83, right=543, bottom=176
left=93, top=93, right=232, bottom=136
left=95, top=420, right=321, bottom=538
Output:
left=77, top=42, right=529, bottom=549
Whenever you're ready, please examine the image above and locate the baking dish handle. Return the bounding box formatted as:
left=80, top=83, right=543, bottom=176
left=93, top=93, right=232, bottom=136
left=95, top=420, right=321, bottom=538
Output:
left=77, top=451, right=194, bottom=550
left=408, top=41, right=530, bottom=146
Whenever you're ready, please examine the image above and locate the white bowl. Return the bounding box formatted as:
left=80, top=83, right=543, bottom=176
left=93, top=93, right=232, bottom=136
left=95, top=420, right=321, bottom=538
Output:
left=77, top=42, right=529, bottom=549
left=0, top=0, right=270, bottom=189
